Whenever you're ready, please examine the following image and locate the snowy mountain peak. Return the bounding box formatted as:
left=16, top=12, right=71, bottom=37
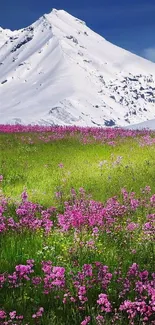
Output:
left=45, top=8, right=86, bottom=24
left=0, top=9, right=155, bottom=127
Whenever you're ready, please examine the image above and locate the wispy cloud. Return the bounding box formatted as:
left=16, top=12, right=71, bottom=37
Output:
left=142, top=47, right=155, bottom=62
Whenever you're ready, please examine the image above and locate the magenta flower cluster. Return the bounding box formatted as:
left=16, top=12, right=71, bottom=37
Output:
left=0, top=191, right=55, bottom=235
left=0, top=307, right=44, bottom=325
left=0, top=125, right=155, bottom=147
left=0, top=182, right=155, bottom=324
left=0, top=186, right=155, bottom=241
left=57, top=187, right=155, bottom=238
left=0, top=260, right=155, bottom=324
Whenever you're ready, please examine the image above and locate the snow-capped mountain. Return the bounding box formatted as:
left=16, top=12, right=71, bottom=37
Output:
left=0, top=9, right=155, bottom=127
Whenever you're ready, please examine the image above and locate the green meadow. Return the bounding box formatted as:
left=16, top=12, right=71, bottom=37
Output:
left=1, top=133, right=155, bottom=205
left=0, top=131, right=155, bottom=325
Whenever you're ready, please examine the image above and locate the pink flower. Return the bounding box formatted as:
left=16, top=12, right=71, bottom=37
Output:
left=96, top=315, right=105, bottom=324
left=21, top=191, right=28, bottom=202
left=9, top=311, right=16, bottom=319
left=97, top=294, right=112, bottom=312
left=126, top=222, right=139, bottom=232
left=83, top=264, right=93, bottom=277
left=58, top=163, right=64, bottom=168
left=150, top=194, right=155, bottom=204
left=0, top=274, right=5, bottom=288
left=32, top=307, right=44, bottom=319
left=55, top=191, right=62, bottom=198
left=81, top=316, right=91, bottom=325
left=32, top=276, right=42, bottom=286
left=0, top=310, right=6, bottom=319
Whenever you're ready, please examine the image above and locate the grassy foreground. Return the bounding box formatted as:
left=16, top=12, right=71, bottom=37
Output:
left=0, top=128, right=155, bottom=325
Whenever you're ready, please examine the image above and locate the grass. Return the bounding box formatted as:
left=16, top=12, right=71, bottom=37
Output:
left=1, top=133, right=155, bottom=205
left=0, top=130, right=155, bottom=325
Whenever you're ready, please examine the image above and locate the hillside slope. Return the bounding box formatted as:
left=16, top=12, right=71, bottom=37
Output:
left=0, top=9, right=155, bottom=126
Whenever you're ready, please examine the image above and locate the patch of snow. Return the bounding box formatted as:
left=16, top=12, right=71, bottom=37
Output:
left=126, top=119, right=155, bottom=130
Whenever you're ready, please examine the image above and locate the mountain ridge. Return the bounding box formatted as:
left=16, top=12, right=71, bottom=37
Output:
left=0, top=8, right=155, bottom=127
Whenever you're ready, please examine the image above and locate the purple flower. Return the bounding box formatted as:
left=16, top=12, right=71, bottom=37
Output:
left=97, top=293, right=112, bottom=312
left=58, top=163, right=64, bottom=168
left=0, top=310, right=6, bottom=319
left=81, top=316, right=91, bottom=325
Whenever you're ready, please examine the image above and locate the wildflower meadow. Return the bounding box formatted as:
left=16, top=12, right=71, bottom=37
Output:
left=0, top=125, right=155, bottom=325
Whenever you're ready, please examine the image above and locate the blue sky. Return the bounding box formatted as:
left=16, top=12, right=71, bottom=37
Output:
left=1, top=0, right=155, bottom=61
